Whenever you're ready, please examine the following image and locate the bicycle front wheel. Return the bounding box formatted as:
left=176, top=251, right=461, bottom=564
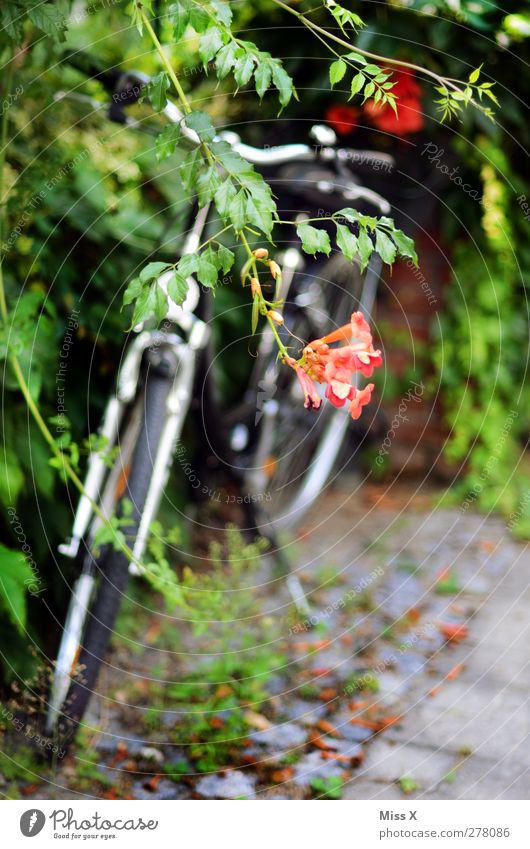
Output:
left=46, top=361, right=174, bottom=747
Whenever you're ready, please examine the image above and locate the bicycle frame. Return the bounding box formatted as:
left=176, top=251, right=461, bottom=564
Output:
left=57, top=70, right=392, bottom=565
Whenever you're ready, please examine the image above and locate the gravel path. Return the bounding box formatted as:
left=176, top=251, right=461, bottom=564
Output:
left=4, top=477, right=528, bottom=800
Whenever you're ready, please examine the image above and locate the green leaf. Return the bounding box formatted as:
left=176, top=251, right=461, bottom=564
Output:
left=0, top=544, right=34, bottom=633
left=392, top=230, right=418, bottom=264
left=212, top=1, right=233, bottom=26
left=335, top=223, right=358, bottom=261
left=216, top=244, right=235, bottom=275
left=234, top=53, right=255, bottom=87
left=350, top=73, right=365, bottom=98
left=357, top=228, right=373, bottom=271
left=131, top=284, right=156, bottom=327
left=140, top=262, right=170, bottom=283
left=28, top=4, right=67, bottom=41
left=0, top=447, right=24, bottom=506
left=255, top=61, right=272, bottom=99
left=122, top=276, right=143, bottom=307
left=216, top=43, right=237, bottom=79
left=330, top=59, right=347, bottom=86
left=197, top=250, right=219, bottom=288
left=246, top=195, right=273, bottom=237
left=199, top=26, right=224, bottom=65
left=363, top=80, right=375, bottom=101
left=468, top=65, right=482, bottom=84
left=167, top=274, right=189, bottom=305
left=375, top=229, right=397, bottom=265
left=177, top=254, right=198, bottom=278
left=271, top=62, right=294, bottom=108
left=155, top=124, right=182, bottom=161
left=197, top=165, right=222, bottom=207
left=297, top=223, right=331, bottom=257
left=171, top=1, right=191, bottom=40
left=228, top=190, right=248, bottom=231
left=189, top=6, right=209, bottom=32
left=214, top=179, right=237, bottom=221
left=185, top=111, right=216, bottom=143
left=148, top=72, right=170, bottom=112
left=154, top=283, right=168, bottom=322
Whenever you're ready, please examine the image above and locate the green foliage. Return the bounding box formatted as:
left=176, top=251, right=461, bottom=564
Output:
left=310, top=775, right=344, bottom=799
left=158, top=527, right=285, bottom=770
left=0, top=545, right=34, bottom=633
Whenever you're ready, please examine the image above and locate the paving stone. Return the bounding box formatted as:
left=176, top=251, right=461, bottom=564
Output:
left=250, top=721, right=307, bottom=750
left=292, top=750, right=348, bottom=787
left=131, top=778, right=188, bottom=800
left=196, top=770, right=257, bottom=799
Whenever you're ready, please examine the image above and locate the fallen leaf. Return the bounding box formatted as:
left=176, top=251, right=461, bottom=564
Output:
left=215, top=685, right=233, bottom=699
left=271, top=767, right=294, bottom=783
left=102, top=789, right=119, bottom=800
left=21, top=784, right=40, bottom=796
left=243, top=710, right=271, bottom=731
left=446, top=663, right=465, bottom=681
left=309, top=730, right=336, bottom=751
left=319, top=688, right=338, bottom=701
left=316, top=719, right=341, bottom=738
left=438, top=622, right=469, bottom=643
left=144, top=619, right=161, bottom=644
left=143, top=775, right=161, bottom=793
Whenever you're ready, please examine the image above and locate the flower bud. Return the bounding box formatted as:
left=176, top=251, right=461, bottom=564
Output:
left=250, top=277, right=261, bottom=298
left=267, top=309, right=284, bottom=325
left=253, top=248, right=269, bottom=259
left=268, top=260, right=281, bottom=279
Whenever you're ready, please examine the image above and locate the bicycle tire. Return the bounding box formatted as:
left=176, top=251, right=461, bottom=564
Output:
left=51, top=364, right=173, bottom=747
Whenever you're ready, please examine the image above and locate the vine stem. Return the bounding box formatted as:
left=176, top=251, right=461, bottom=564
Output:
left=240, top=231, right=290, bottom=360
left=137, top=2, right=214, bottom=165
left=270, top=0, right=465, bottom=97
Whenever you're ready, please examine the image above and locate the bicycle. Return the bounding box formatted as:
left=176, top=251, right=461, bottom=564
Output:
left=44, top=57, right=392, bottom=746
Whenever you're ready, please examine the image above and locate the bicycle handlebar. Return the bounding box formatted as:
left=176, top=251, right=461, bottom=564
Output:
left=59, top=53, right=392, bottom=213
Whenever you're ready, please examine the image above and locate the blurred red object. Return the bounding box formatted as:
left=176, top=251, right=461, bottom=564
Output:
left=325, top=104, right=360, bottom=136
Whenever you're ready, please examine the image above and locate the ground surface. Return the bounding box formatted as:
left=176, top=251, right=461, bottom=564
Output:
left=2, top=478, right=529, bottom=800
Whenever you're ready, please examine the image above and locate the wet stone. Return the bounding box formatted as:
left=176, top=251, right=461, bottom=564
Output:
left=196, top=770, right=257, bottom=799
left=376, top=573, right=424, bottom=621
left=281, top=699, right=327, bottom=726
left=250, top=721, right=307, bottom=750
left=132, top=778, right=188, bottom=800
left=292, top=750, right=348, bottom=787
left=332, top=711, right=374, bottom=743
